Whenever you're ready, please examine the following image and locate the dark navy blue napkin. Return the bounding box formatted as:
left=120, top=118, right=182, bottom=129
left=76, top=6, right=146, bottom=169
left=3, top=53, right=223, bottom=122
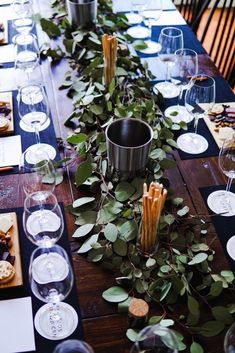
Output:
left=0, top=204, right=84, bottom=353
left=199, top=185, right=235, bottom=271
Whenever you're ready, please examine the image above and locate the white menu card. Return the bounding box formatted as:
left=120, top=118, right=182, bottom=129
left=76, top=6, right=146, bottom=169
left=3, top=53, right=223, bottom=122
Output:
left=0, top=135, right=22, bottom=167
left=0, top=296, right=36, bottom=353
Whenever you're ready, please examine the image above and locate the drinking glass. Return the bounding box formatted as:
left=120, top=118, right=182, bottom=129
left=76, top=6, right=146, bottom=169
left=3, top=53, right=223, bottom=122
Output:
left=14, top=33, right=39, bottom=84
left=53, top=340, right=94, bottom=353
left=165, top=48, right=198, bottom=123
left=19, top=147, right=56, bottom=197
left=137, top=0, right=162, bottom=54
left=126, top=0, right=149, bottom=39
left=23, top=192, right=64, bottom=246
left=29, top=245, right=78, bottom=340
left=131, top=324, right=178, bottom=353
left=207, top=131, right=235, bottom=217
left=153, top=27, right=184, bottom=98
left=18, top=83, right=56, bottom=159
left=224, top=322, right=235, bottom=353
left=177, top=74, right=215, bottom=154
left=12, top=0, right=34, bottom=42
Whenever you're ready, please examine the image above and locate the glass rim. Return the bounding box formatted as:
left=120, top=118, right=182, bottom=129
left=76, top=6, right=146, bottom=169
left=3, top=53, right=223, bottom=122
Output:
left=160, top=26, right=183, bottom=38
left=190, top=74, right=215, bottom=88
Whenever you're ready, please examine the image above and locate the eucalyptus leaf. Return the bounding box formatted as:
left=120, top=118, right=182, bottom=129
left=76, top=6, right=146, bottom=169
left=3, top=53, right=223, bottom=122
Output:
left=188, top=253, right=208, bottom=265
left=102, top=286, right=128, bottom=303
left=126, top=328, right=139, bottom=342
left=190, top=342, right=204, bottom=353
left=212, top=306, right=234, bottom=324
left=199, top=321, right=225, bottom=337
left=73, top=197, right=95, bottom=208
left=115, top=181, right=135, bottom=202
left=77, top=234, right=99, bottom=253
left=104, top=223, right=118, bottom=242
left=75, top=158, right=92, bottom=186
left=113, top=238, right=128, bottom=256
left=72, top=224, right=94, bottom=238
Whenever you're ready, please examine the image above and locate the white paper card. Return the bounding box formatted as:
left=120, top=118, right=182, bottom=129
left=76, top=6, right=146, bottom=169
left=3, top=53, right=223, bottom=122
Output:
left=145, top=10, right=186, bottom=26
left=112, top=0, right=176, bottom=13
left=0, top=44, right=14, bottom=64
left=0, top=297, right=36, bottom=353
left=0, top=135, right=22, bottom=167
left=0, top=0, right=12, bottom=5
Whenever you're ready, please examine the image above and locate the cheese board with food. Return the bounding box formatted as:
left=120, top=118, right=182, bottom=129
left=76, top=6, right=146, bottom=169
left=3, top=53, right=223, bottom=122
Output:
left=0, top=92, right=14, bottom=136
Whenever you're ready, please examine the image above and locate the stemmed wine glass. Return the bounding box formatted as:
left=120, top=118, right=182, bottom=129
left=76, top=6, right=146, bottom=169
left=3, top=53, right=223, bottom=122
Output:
left=18, top=83, right=56, bottom=159
left=177, top=74, right=216, bottom=154
left=29, top=245, right=78, bottom=340
left=12, top=0, right=34, bottom=43
left=207, top=131, right=235, bottom=217
left=224, top=322, right=235, bottom=353
left=131, top=324, right=178, bottom=353
left=14, top=33, right=39, bottom=86
left=19, top=147, right=56, bottom=197
left=165, top=48, right=198, bottom=123
left=137, top=0, right=162, bottom=54
left=23, top=192, right=64, bottom=246
left=153, top=27, right=184, bottom=98
left=126, top=0, right=149, bottom=39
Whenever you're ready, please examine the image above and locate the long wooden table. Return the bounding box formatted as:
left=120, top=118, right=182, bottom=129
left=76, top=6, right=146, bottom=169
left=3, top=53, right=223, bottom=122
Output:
left=0, top=1, right=234, bottom=352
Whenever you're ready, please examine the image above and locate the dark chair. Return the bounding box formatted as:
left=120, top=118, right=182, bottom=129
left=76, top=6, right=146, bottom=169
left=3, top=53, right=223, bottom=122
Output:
left=193, top=0, right=235, bottom=88
left=174, top=0, right=210, bottom=32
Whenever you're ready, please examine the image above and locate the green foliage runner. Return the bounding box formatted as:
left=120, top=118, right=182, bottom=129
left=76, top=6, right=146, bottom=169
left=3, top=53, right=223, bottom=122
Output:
left=39, top=0, right=234, bottom=351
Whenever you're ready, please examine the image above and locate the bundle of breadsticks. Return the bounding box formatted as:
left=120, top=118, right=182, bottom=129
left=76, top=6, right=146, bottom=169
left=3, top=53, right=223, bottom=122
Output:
left=102, top=34, right=118, bottom=86
left=139, top=182, right=167, bottom=254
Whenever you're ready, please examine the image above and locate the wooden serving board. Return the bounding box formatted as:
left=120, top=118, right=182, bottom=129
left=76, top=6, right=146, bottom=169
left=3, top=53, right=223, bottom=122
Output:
left=0, top=212, right=23, bottom=289
left=0, top=20, right=8, bottom=45
left=0, top=91, right=14, bottom=136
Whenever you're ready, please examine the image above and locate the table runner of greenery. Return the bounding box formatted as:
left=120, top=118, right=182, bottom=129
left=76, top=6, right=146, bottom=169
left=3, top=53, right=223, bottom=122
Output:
left=38, top=1, right=235, bottom=351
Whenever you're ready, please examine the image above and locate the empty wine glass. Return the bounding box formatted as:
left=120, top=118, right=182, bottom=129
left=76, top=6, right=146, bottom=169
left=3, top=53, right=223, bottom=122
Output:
left=207, top=131, right=235, bottom=217
left=19, top=147, right=56, bottom=197
left=29, top=245, right=78, bottom=340
left=165, top=48, right=198, bottom=123
left=126, top=0, right=149, bottom=39
left=23, top=192, right=64, bottom=246
left=137, top=0, right=162, bottom=54
left=14, top=33, right=39, bottom=84
left=224, top=322, right=235, bottom=353
left=12, top=0, right=34, bottom=43
left=177, top=74, right=215, bottom=154
left=153, top=27, right=184, bottom=98
left=53, top=340, right=94, bottom=353
left=131, top=324, right=178, bottom=353
left=18, top=83, right=56, bottom=159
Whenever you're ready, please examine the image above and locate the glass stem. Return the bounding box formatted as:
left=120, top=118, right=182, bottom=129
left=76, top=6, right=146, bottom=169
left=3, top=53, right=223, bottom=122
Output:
left=165, top=62, right=169, bottom=82
left=194, top=114, right=199, bottom=134
left=34, top=125, right=40, bottom=144
left=226, top=177, right=233, bottom=193
left=177, top=87, right=183, bottom=108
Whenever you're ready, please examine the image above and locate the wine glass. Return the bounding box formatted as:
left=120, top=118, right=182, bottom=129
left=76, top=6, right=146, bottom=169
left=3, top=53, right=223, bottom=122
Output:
left=23, top=192, right=64, bottom=246
left=131, top=324, right=178, bottom=353
left=164, top=48, right=198, bottom=123
left=14, top=33, right=39, bottom=85
left=19, top=147, right=56, bottom=197
left=177, top=74, right=215, bottom=154
left=29, top=245, right=78, bottom=340
left=53, top=340, right=94, bottom=353
left=12, top=0, right=34, bottom=43
left=224, top=322, right=235, bottom=353
left=126, top=0, right=149, bottom=39
left=153, top=27, right=184, bottom=98
left=136, top=0, right=162, bottom=54
left=18, top=83, right=56, bottom=159
left=207, top=131, right=235, bottom=217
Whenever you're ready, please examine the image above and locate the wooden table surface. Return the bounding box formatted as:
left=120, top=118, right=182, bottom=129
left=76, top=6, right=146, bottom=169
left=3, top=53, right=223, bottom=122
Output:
left=0, top=1, right=234, bottom=352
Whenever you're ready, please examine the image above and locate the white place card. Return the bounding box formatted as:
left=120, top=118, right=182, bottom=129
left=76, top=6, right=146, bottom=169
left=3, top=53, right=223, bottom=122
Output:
left=0, top=0, right=12, bottom=5
left=145, top=10, right=186, bottom=26
left=0, top=296, right=36, bottom=353
left=0, top=135, right=22, bottom=167
left=0, top=44, right=14, bottom=64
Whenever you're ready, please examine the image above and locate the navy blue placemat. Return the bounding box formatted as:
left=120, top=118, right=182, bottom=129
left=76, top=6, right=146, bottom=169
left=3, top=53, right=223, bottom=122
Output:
left=199, top=185, right=235, bottom=271
left=0, top=21, right=38, bottom=69
left=136, top=24, right=206, bottom=59
left=0, top=204, right=84, bottom=353
left=0, top=89, right=60, bottom=175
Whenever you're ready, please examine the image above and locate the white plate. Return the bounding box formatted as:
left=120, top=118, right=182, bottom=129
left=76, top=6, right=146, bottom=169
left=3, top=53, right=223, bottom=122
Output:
left=164, top=105, right=193, bottom=124
left=153, top=82, right=180, bottom=98
left=125, top=13, right=142, bottom=25
left=137, top=40, right=161, bottom=54
left=207, top=190, right=235, bottom=217
left=20, top=118, right=50, bottom=132
left=34, top=302, right=78, bottom=340
left=177, top=133, right=208, bottom=154
left=126, top=26, right=149, bottom=39
left=226, top=235, right=235, bottom=260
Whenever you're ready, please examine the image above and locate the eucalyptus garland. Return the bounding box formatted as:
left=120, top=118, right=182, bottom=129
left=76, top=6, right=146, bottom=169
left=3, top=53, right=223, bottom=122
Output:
left=39, top=1, right=235, bottom=351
